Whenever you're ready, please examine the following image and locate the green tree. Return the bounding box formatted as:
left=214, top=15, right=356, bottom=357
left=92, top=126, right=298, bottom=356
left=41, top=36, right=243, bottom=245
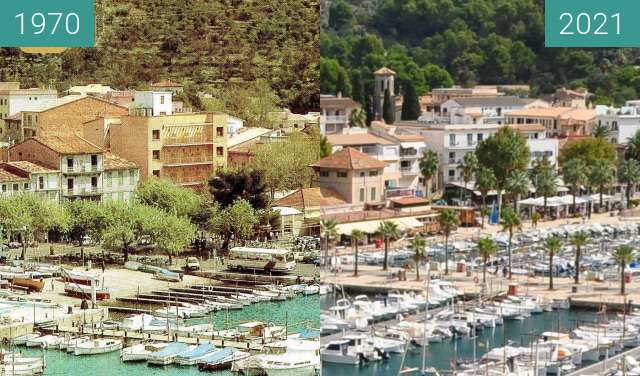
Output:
left=419, top=150, right=440, bottom=202
left=544, top=236, right=562, bottom=290
left=144, top=205, right=196, bottom=264
left=409, top=235, right=427, bottom=281
left=619, top=159, right=640, bottom=209
left=350, top=229, right=365, bottom=277
left=475, top=166, right=497, bottom=229
left=505, top=170, right=529, bottom=213
left=501, top=205, right=521, bottom=279
left=320, top=219, right=338, bottom=267
left=626, top=130, right=640, bottom=160
left=531, top=211, right=541, bottom=228
left=592, top=123, right=610, bottom=139
left=476, top=127, right=530, bottom=216
left=349, top=108, right=367, bottom=128
left=377, top=221, right=401, bottom=271
left=136, top=178, right=206, bottom=220
left=570, top=231, right=589, bottom=285
left=208, top=200, right=260, bottom=252
left=562, top=158, right=589, bottom=215
left=102, top=202, right=145, bottom=262
left=531, top=158, right=557, bottom=218
left=615, top=245, right=634, bottom=295
left=328, top=0, right=354, bottom=31
left=476, top=237, right=497, bottom=283
left=320, top=136, right=332, bottom=158
left=589, top=158, right=616, bottom=208
left=400, top=81, right=421, bottom=120
left=422, top=64, right=454, bottom=91
left=382, top=87, right=394, bottom=124
left=439, top=209, right=459, bottom=275
left=458, top=152, right=478, bottom=192
left=560, top=138, right=616, bottom=166
left=209, top=170, right=269, bottom=210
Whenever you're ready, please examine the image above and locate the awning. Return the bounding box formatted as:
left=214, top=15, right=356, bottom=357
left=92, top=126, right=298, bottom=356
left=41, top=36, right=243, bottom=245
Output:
left=393, top=217, right=424, bottom=230
left=336, top=216, right=424, bottom=235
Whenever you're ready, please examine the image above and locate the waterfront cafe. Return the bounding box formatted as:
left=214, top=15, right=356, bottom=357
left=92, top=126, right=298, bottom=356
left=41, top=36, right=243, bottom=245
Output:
left=517, top=193, right=619, bottom=219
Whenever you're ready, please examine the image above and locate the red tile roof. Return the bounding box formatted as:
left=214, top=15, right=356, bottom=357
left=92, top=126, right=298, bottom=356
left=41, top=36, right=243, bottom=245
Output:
left=0, top=169, right=28, bottom=183
left=326, top=133, right=394, bottom=146
left=104, top=152, right=137, bottom=170
left=274, top=187, right=347, bottom=210
left=390, top=196, right=430, bottom=206
left=312, top=147, right=387, bottom=170
left=5, top=161, right=57, bottom=173
left=30, top=135, right=104, bottom=155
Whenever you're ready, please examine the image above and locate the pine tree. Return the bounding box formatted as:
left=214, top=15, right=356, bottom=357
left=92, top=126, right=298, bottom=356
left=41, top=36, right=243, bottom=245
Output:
left=401, top=81, right=421, bottom=120
left=382, top=87, right=395, bottom=124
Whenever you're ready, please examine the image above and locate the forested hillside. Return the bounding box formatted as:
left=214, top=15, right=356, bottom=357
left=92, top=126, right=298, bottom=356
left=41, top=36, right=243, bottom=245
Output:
left=0, top=0, right=319, bottom=112
left=321, top=0, right=640, bottom=108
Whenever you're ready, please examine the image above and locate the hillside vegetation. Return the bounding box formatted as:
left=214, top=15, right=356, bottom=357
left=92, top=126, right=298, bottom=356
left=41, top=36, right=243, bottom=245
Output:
left=0, top=0, right=319, bottom=112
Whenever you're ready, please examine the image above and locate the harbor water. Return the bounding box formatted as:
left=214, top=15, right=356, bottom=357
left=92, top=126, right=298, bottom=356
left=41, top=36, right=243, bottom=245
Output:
left=321, top=294, right=601, bottom=375
left=13, top=295, right=319, bottom=375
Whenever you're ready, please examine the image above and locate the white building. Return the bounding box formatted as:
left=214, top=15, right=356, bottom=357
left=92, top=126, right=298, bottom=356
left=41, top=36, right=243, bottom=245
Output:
left=438, top=96, right=548, bottom=125
left=320, top=94, right=361, bottom=134
left=595, top=102, right=640, bottom=145
left=133, top=91, right=173, bottom=117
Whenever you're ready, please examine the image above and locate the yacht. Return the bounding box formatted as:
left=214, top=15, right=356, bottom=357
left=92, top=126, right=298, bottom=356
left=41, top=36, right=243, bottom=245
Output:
left=320, top=334, right=381, bottom=365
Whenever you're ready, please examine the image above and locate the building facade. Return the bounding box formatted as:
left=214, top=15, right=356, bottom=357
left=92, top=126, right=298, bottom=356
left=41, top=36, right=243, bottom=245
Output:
left=320, top=94, right=361, bottom=134
left=0, top=83, right=57, bottom=143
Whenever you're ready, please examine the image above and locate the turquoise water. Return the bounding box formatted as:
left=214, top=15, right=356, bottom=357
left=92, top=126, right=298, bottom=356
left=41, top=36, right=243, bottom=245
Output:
left=321, top=294, right=600, bottom=375
left=16, top=295, right=319, bottom=375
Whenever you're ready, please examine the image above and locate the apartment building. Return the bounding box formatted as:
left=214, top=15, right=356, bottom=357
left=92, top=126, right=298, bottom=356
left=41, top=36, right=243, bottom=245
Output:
left=17, top=95, right=128, bottom=140
left=103, top=152, right=139, bottom=202
left=0, top=161, right=60, bottom=201
left=506, top=124, right=560, bottom=168
left=311, top=147, right=386, bottom=207
left=505, top=107, right=596, bottom=137
left=595, top=103, right=640, bottom=145
left=439, top=96, right=548, bottom=125
left=0, top=82, right=57, bottom=143
left=7, top=135, right=138, bottom=201
left=320, top=94, right=361, bottom=134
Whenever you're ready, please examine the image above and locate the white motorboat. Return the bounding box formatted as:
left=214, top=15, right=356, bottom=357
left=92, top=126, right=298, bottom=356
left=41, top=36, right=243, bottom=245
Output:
left=120, top=342, right=167, bottom=362
left=303, top=285, right=319, bottom=296
left=321, top=334, right=381, bottom=365
left=74, top=338, right=123, bottom=355
left=26, top=334, right=61, bottom=348
left=11, top=333, right=39, bottom=346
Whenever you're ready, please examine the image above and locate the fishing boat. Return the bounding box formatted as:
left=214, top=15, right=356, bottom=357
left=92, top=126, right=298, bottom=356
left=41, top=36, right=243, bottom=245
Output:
left=197, top=348, right=250, bottom=371
left=11, top=277, right=45, bottom=292
left=174, top=343, right=217, bottom=366
left=64, top=283, right=110, bottom=300
left=120, top=342, right=167, bottom=362
left=59, top=335, right=90, bottom=351
left=74, top=338, right=123, bottom=355
left=147, top=342, right=191, bottom=366
left=153, top=269, right=181, bottom=282
left=26, top=334, right=61, bottom=348
left=62, top=269, right=98, bottom=286
left=303, top=285, right=320, bottom=296
left=11, top=333, right=39, bottom=346
left=0, top=356, right=45, bottom=375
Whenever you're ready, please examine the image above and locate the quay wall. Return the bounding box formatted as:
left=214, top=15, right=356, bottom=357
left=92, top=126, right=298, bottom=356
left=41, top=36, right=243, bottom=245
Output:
left=0, top=307, right=107, bottom=340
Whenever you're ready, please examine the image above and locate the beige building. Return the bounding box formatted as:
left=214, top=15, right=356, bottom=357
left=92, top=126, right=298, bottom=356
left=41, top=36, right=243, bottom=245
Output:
left=0, top=82, right=58, bottom=143
left=0, top=161, right=60, bottom=201
left=505, top=107, right=597, bottom=137
left=87, top=112, right=228, bottom=189
left=312, top=147, right=386, bottom=207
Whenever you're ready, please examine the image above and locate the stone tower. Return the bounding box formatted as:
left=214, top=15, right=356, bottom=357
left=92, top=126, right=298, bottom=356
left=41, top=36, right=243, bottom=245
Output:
left=373, top=67, right=396, bottom=120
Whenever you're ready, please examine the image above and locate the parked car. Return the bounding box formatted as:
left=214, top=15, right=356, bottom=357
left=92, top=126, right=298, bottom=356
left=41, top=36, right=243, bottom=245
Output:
left=185, top=257, right=200, bottom=271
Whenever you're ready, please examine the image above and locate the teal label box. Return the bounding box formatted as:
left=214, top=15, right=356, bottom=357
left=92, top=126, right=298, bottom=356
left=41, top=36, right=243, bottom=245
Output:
left=0, top=0, right=94, bottom=47
left=545, top=0, right=639, bottom=47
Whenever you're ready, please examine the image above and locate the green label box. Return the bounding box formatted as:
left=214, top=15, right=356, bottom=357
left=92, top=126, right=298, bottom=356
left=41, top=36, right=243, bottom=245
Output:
left=0, top=0, right=94, bottom=47
left=545, top=0, right=640, bottom=47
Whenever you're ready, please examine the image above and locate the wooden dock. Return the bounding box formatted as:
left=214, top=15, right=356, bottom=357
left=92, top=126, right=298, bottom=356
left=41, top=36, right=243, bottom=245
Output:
left=51, top=325, right=269, bottom=352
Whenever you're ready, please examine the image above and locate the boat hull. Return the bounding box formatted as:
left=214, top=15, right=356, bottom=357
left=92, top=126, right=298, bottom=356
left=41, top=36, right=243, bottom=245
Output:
left=12, top=278, right=45, bottom=292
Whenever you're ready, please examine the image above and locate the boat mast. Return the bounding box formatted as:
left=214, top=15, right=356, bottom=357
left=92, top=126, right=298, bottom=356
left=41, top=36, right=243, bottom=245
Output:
left=421, top=266, right=430, bottom=374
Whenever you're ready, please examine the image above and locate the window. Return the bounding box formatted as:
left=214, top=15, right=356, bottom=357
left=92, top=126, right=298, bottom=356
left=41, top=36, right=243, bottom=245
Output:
left=160, top=96, right=165, bottom=105
left=23, top=183, right=28, bottom=190
left=359, top=171, right=365, bottom=177
left=118, top=171, right=124, bottom=185
left=216, top=147, right=224, bottom=157
left=371, top=187, right=376, bottom=201
left=67, top=158, right=73, bottom=169
left=359, top=188, right=365, bottom=202
left=337, top=171, right=347, bottom=178
left=1, top=184, right=5, bottom=192
left=67, top=179, right=73, bottom=191
left=152, top=150, right=161, bottom=160
left=369, top=170, right=378, bottom=177
left=477, top=133, right=483, bottom=142
left=105, top=172, right=112, bottom=187
left=38, top=177, right=44, bottom=190
left=448, top=169, right=455, bottom=178
left=91, top=155, right=98, bottom=166
left=319, top=171, right=329, bottom=177
left=216, top=127, right=224, bottom=137
left=152, top=130, right=160, bottom=140
left=12, top=184, right=18, bottom=191
left=152, top=170, right=160, bottom=177
left=467, top=133, right=473, bottom=145
left=449, top=134, right=456, bottom=146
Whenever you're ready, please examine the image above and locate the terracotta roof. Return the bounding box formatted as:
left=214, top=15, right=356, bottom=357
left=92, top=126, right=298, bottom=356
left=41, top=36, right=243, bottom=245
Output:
left=104, top=152, right=137, bottom=170
left=0, top=169, right=28, bottom=183
left=560, top=109, right=596, bottom=122
left=506, top=107, right=574, bottom=118
left=319, top=96, right=360, bottom=109
left=5, top=113, right=20, bottom=121
left=312, top=147, right=387, bottom=170
left=374, top=67, right=396, bottom=75
left=447, top=96, right=530, bottom=108
left=150, top=79, right=183, bottom=88
left=394, top=134, right=424, bottom=142
left=326, top=133, right=394, bottom=146
left=5, top=161, right=57, bottom=173
left=390, top=196, right=430, bottom=206
left=30, top=135, right=104, bottom=155
left=506, top=124, right=546, bottom=132
left=274, top=187, right=347, bottom=210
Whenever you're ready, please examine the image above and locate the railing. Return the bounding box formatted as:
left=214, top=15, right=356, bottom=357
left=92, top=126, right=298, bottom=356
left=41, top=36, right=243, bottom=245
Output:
left=400, top=167, right=419, bottom=174
left=65, top=165, right=100, bottom=173
left=324, top=115, right=347, bottom=123
left=163, top=136, right=215, bottom=146
left=65, top=187, right=102, bottom=196
left=162, top=157, right=214, bottom=165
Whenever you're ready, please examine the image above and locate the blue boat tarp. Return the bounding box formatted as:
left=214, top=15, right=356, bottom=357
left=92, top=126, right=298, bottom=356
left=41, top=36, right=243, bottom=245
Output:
left=176, top=343, right=216, bottom=359
left=198, top=347, right=234, bottom=364
left=297, top=329, right=320, bottom=339
left=149, top=342, right=189, bottom=359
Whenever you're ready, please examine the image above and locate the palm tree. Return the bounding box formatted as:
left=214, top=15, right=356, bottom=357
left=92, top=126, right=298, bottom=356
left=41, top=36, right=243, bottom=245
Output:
left=505, top=170, right=529, bottom=213
left=320, top=219, right=338, bottom=268
left=476, top=237, right=497, bottom=283
left=501, top=206, right=521, bottom=279
left=563, top=158, right=589, bottom=216
left=570, top=231, right=589, bottom=284
left=409, top=235, right=427, bottom=281
left=419, top=150, right=439, bottom=202
left=531, top=158, right=557, bottom=218
left=589, top=158, right=615, bottom=209
left=592, top=123, right=610, bottom=139
left=615, top=245, right=634, bottom=295
left=439, top=208, right=460, bottom=275
left=350, top=229, right=366, bottom=277
left=377, top=221, right=401, bottom=271
left=627, top=130, right=640, bottom=160
left=619, top=159, right=640, bottom=209
left=531, top=211, right=541, bottom=228
left=349, top=108, right=367, bottom=128
left=475, top=167, right=496, bottom=229
left=457, top=152, right=478, bottom=200
left=544, top=236, right=562, bottom=290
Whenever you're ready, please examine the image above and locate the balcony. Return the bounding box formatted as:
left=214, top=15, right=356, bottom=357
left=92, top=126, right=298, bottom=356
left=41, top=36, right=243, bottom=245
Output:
left=65, top=165, right=101, bottom=174
left=65, top=187, right=102, bottom=196
left=399, top=148, right=418, bottom=158
left=162, top=156, right=215, bottom=167
left=324, top=115, right=347, bottom=124
left=163, top=135, right=216, bottom=147
left=400, top=166, right=419, bottom=175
